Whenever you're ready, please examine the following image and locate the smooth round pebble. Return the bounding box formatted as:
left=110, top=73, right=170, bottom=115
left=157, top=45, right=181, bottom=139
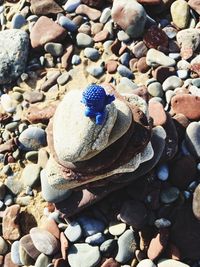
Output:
left=117, top=65, right=134, bottom=79
left=85, top=232, right=105, bottom=245
left=4, top=194, right=13, bottom=206
left=57, top=72, right=70, bottom=85
left=136, top=259, right=156, bottom=267
left=71, top=55, right=81, bottom=65
left=160, top=187, right=180, bottom=204
left=64, top=221, right=82, bottom=242
left=100, top=239, right=117, bottom=256
left=76, top=33, right=93, bottom=47
left=19, top=126, right=47, bottom=151
left=35, top=253, right=51, bottom=267
left=11, top=241, right=22, bottom=266
left=58, top=16, right=77, bottom=32
left=177, top=69, right=188, bottom=79
left=64, top=0, right=80, bottom=12
left=21, top=163, right=41, bottom=187
left=11, top=14, right=26, bottom=29
left=147, top=82, right=163, bottom=97
left=157, top=163, right=169, bottom=181
left=186, top=122, right=200, bottom=158
left=108, top=222, right=126, bottom=236
left=84, top=48, right=100, bottom=61
left=44, top=42, right=63, bottom=57
left=87, top=66, right=104, bottom=77
left=162, top=76, right=183, bottom=91
left=154, top=218, right=171, bottom=228
left=1, top=94, right=17, bottom=113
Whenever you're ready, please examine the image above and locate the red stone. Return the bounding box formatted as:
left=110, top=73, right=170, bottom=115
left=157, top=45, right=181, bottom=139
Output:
left=137, top=57, right=150, bottom=73
left=143, top=26, right=168, bottom=49
left=148, top=101, right=167, bottom=126
left=93, top=30, right=109, bottom=42
left=4, top=253, right=18, bottom=267
left=30, top=16, right=67, bottom=49
left=41, top=218, right=60, bottom=239
left=60, top=232, right=68, bottom=260
left=190, top=64, right=200, bottom=76
left=101, top=258, right=120, bottom=267
left=76, top=4, right=101, bottom=21
left=105, top=60, right=118, bottom=74
left=61, top=44, right=74, bottom=70
left=30, top=0, right=63, bottom=15
left=171, top=94, right=200, bottom=120
left=3, top=205, right=21, bottom=241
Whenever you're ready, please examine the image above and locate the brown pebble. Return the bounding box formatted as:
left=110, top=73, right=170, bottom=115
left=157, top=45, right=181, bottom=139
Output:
left=110, top=39, right=121, bottom=56
left=61, top=44, right=74, bottom=70
left=171, top=94, right=200, bottom=120
left=60, top=232, right=69, bottom=260
left=30, top=0, right=63, bottom=15
left=3, top=205, right=21, bottom=241
left=93, top=30, right=109, bottom=42
left=0, top=139, right=16, bottom=154
left=152, top=66, right=176, bottom=83
left=0, top=255, right=4, bottom=267
left=4, top=253, right=18, bottom=267
left=137, top=57, right=150, bottom=73
left=148, top=101, right=167, bottom=126
left=129, top=58, right=138, bottom=71
left=76, top=4, right=101, bottom=21
left=106, top=60, right=118, bottom=73
left=138, top=0, right=161, bottom=4
left=143, top=26, right=168, bottom=49
left=81, top=0, right=105, bottom=9
left=40, top=218, right=60, bottom=239
left=147, top=229, right=169, bottom=260
left=30, top=16, right=67, bottom=49
left=101, top=258, right=120, bottom=267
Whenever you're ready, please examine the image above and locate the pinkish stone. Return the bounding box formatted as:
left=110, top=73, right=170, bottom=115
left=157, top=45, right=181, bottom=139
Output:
left=3, top=205, right=21, bottom=241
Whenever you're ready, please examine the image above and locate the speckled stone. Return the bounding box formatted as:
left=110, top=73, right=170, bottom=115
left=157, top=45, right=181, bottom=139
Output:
left=171, top=0, right=189, bottom=29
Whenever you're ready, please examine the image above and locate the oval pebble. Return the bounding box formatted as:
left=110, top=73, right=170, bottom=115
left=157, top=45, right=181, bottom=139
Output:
left=85, top=232, right=105, bottom=245
left=84, top=48, right=100, bottom=61
left=64, top=0, right=80, bottom=12
left=160, top=187, right=180, bottom=204
left=71, top=55, right=81, bottom=65
left=117, top=65, right=134, bottom=79
left=87, top=66, right=104, bottom=77
left=147, top=82, right=163, bottom=97
left=1, top=94, right=17, bottom=113
left=162, top=76, right=183, bottom=91
left=58, top=16, right=77, bottom=32
left=157, top=163, right=169, bottom=181
left=154, top=218, right=171, bottom=228
left=136, top=259, right=156, bottom=267
left=35, top=253, right=51, bottom=267
left=11, top=241, right=22, bottom=266
left=78, top=216, right=105, bottom=237
left=108, top=222, right=126, bottom=236
left=100, top=239, right=117, bottom=256
left=44, top=42, right=63, bottom=57
left=11, top=14, right=26, bottom=29
left=64, top=221, right=82, bottom=242
left=76, top=33, right=93, bottom=47
left=19, top=126, right=47, bottom=151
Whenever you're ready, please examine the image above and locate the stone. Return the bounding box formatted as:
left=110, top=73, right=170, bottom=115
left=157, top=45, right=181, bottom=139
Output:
left=85, top=232, right=105, bottom=245
left=100, top=239, right=117, bottom=257
left=87, top=66, right=104, bottom=77
left=35, top=253, right=51, bottom=267
left=146, top=49, right=176, bottom=67
left=76, top=4, right=101, bottom=21
left=154, top=218, right=171, bottom=228
left=21, top=163, right=41, bottom=187
left=158, top=260, right=189, bottom=267
left=19, top=126, right=46, bottom=151
left=186, top=122, right=200, bottom=158
left=111, top=0, right=146, bottom=38
left=81, top=0, right=104, bottom=9
left=117, top=65, right=134, bottom=79
left=64, top=0, right=80, bottom=12
left=31, top=0, right=63, bottom=15
left=193, top=184, right=200, bottom=220
left=119, top=201, right=147, bottom=229
left=169, top=156, right=196, bottom=189
left=40, top=169, right=71, bottom=203
left=0, top=236, right=8, bottom=255
left=3, top=205, right=21, bottom=241
left=137, top=57, right=150, bottom=73
left=152, top=66, right=176, bottom=83
left=106, top=60, right=118, bottom=73
left=78, top=216, right=105, bottom=237
left=160, top=186, right=180, bottom=204
left=68, top=243, right=101, bottom=267
left=148, top=101, right=167, bottom=126
left=64, top=221, right=82, bottom=242
left=147, top=229, right=169, bottom=260
left=19, top=245, right=34, bottom=266
left=188, top=0, right=200, bottom=15
left=44, top=42, right=64, bottom=57
left=30, top=16, right=67, bottom=49
left=93, top=30, right=109, bottom=42
left=61, top=44, right=74, bottom=70
left=30, top=228, right=59, bottom=255
left=11, top=241, right=22, bottom=265
left=137, top=259, right=156, bottom=267
left=176, top=29, right=200, bottom=60
left=84, top=48, right=100, bottom=61
left=23, top=91, right=44, bottom=104
left=108, top=222, right=126, bottom=236
left=100, top=7, right=111, bottom=23
left=76, top=33, right=93, bottom=47
left=20, top=234, right=40, bottom=260
left=171, top=94, right=200, bottom=120
left=11, top=14, right=26, bottom=29
left=0, top=30, right=29, bottom=84
left=4, top=252, right=19, bottom=267
left=58, top=16, right=77, bottom=32
left=53, top=90, right=117, bottom=162
left=60, top=232, right=69, bottom=260
left=171, top=0, right=189, bottom=29
left=115, top=229, right=136, bottom=263
left=162, top=76, right=183, bottom=91
left=40, top=217, right=60, bottom=239
left=143, top=26, right=168, bottom=49
left=57, top=72, right=70, bottom=85
left=131, top=41, right=148, bottom=59
left=147, top=82, right=163, bottom=97
left=157, top=163, right=169, bottom=181
left=101, top=258, right=120, bottom=267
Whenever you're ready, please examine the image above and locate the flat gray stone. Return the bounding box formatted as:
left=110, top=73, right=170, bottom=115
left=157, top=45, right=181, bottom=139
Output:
left=53, top=90, right=117, bottom=162
left=68, top=243, right=101, bottom=267
left=64, top=221, right=82, bottom=242
left=0, top=29, right=29, bottom=84
left=21, top=163, right=41, bottom=187
left=146, top=49, right=176, bottom=67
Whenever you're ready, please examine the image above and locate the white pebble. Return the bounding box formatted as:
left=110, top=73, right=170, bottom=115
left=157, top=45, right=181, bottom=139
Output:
left=4, top=194, right=13, bottom=206
left=177, top=69, right=188, bottom=79
left=154, top=218, right=171, bottom=228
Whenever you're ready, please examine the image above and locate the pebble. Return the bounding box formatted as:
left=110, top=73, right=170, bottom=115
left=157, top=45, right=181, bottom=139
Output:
left=158, top=259, right=190, bottom=267
left=76, top=33, right=94, bottom=47
left=25, top=151, right=38, bottom=162
left=64, top=221, right=82, bottom=242
left=148, top=101, right=167, bottom=126
left=71, top=55, right=81, bottom=65
left=0, top=236, right=8, bottom=255
left=157, top=163, right=169, bottom=181
left=59, top=15, right=77, bottom=30
left=160, top=186, right=180, bottom=204
left=85, top=232, right=105, bottom=245
left=120, top=52, right=130, bottom=67
left=21, top=163, right=41, bottom=187
left=111, top=0, right=146, bottom=38
left=147, top=82, right=163, bottom=97
left=108, top=222, right=126, bottom=236
left=177, top=69, right=188, bottom=79
left=193, top=184, right=200, bottom=219
left=117, top=30, right=130, bottom=42
left=76, top=4, right=101, bottom=21
left=87, top=65, right=104, bottom=77
left=44, top=42, right=64, bottom=57
left=11, top=241, right=22, bottom=265
left=136, top=259, right=156, bottom=267
left=170, top=0, right=189, bottom=29
left=1, top=94, right=17, bottom=113
left=146, top=49, right=176, bottom=67
left=20, top=234, right=40, bottom=260
left=84, top=47, right=100, bottom=61
left=117, top=65, right=134, bottom=79
left=100, top=7, right=111, bottom=24
left=186, top=122, right=200, bottom=158
left=115, top=229, right=136, bottom=263
left=78, top=216, right=105, bottom=237
left=35, top=253, right=51, bottom=267
left=64, top=0, right=81, bottom=12
left=154, top=218, right=171, bottom=228
left=162, top=76, right=183, bottom=91
left=4, top=194, right=13, bottom=206
left=68, top=243, right=101, bottom=267
left=30, top=227, right=59, bottom=255
left=11, top=14, right=26, bottom=29
left=100, top=239, right=117, bottom=256
left=19, top=126, right=47, bottom=151
left=0, top=182, right=6, bottom=200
